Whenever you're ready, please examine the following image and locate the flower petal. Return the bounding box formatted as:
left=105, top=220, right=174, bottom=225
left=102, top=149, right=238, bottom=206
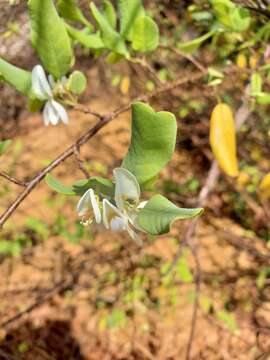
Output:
left=51, top=100, right=69, bottom=125
left=43, top=100, right=59, bottom=126
left=77, top=189, right=101, bottom=223
left=126, top=225, right=143, bottom=246
left=48, top=74, right=55, bottom=88
left=138, top=200, right=148, bottom=209
left=113, top=168, right=140, bottom=211
left=110, top=216, right=127, bottom=231
left=32, top=65, right=52, bottom=99
left=103, top=199, right=125, bottom=229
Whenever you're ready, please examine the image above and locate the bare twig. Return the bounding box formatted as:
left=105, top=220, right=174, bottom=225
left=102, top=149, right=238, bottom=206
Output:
left=160, top=44, right=207, bottom=73
left=130, top=57, right=164, bottom=86
left=0, top=171, right=28, bottom=187
left=0, top=72, right=204, bottom=228
left=73, top=145, right=90, bottom=179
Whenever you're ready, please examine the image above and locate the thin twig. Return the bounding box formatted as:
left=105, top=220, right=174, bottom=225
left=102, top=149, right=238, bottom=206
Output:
left=0, top=72, right=204, bottom=228
left=130, top=57, right=164, bottom=86
left=0, top=171, right=28, bottom=187
left=160, top=44, right=207, bottom=73
left=73, top=145, right=90, bottom=179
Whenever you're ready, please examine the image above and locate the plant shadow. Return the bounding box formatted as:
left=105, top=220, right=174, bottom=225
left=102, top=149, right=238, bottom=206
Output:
left=0, top=319, right=85, bottom=360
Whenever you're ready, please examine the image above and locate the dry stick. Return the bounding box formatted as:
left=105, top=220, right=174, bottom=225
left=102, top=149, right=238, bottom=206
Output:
left=73, top=145, right=90, bottom=179
left=0, top=172, right=28, bottom=187
left=159, top=44, right=207, bottom=73
left=0, top=72, right=203, bottom=228
left=184, top=95, right=252, bottom=360
left=130, top=57, right=164, bottom=86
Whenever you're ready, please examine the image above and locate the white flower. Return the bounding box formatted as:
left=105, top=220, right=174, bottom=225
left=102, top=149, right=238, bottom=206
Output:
left=76, top=188, right=102, bottom=225
left=76, top=168, right=147, bottom=245
left=31, top=65, right=69, bottom=126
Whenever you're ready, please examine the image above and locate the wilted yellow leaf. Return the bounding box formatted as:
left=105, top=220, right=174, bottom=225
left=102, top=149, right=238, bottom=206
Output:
left=249, top=54, right=259, bottom=69
left=120, top=76, right=130, bottom=95
left=259, top=172, right=270, bottom=199
left=236, top=53, right=247, bottom=69
left=210, top=103, right=239, bottom=177
left=237, top=171, right=250, bottom=189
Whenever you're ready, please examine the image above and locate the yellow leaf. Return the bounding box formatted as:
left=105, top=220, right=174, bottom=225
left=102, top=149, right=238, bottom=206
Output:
left=237, top=171, right=250, bottom=189
left=120, top=76, right=130, bottom=95
left=259, top=173, right=270, bottom=199
left=236, top=53, right=247, bottom=69
left=210, top=103, right=239, bottom=177
left=249, top=54, right=259, bottom=69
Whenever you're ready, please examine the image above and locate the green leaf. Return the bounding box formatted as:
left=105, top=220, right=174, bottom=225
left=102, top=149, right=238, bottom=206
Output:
left=66, top=24, right=104, bottom=49
left=28, top=0, right=74, bottom=78
left=73, top=177, right=115, bottom=197
left=176, top=255, right=194, bottom=283
left=138, top=194, right=203, bottom=235
left=0, top=140, right=11, bottom=156
left=46, top=173, right=76, bottom=195
left=27, top=96, right=44, bottom=112
left=106, top=309, right=126, bottom=329
left=0, top=58, right=32, bottom=95
left=131, top=16, right=159, bottom=52
left=118, top=0, right=145, bottom=40
left=250, top=72, right=262, bottom=96
left=122, top=102, right=177, bottom=185
left=177, top=31, right=214, bottom=53
left=90, top=2, right=129, bottom=57
left=103, top=0, right=116, bottom=29
left=67, top=70, right=87, bottom=94
left=229, top=6, right=250, bottom=32
left=106, top=52, right=124, bottom=64
left=0, top=240, right=22, bottom=257
left=211, top=0, right=250, bottom=32
left=46, top=173, right=115, bottom=197
left=57, top=0, right=93, bottom=29
left=26, top=217, right=49, bottom=240
left=256, top=93, right=270, bottom=105
left=216, top=310, right=238, bottom=332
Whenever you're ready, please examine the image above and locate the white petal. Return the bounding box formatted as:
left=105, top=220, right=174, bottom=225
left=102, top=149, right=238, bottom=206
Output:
left=126, top=225, right=143, bottom=246
left=43, top=100, right=59, bottom=126
left=61, top=76, right=67, bottom=85
left=77, top=189, right=91, bottom=216
left=89, top=188, right=101, bottom=223
left=51, top=100, right=69, bottom=125
left=48, top=74, right=55, bottom=88
left=32, top=65, right=52, bottom=99
left=138, top=200, right=148, bottom=209
left=77, top=189, right=101, bottom=223
left=102, top=198, right=125, bottom=229
left=110, top=216, right=127, bottom=231
left=113, top=168, right=140, bottom=211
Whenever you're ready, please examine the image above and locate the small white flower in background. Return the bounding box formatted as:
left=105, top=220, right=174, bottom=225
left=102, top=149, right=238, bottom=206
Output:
left=31, top=65, right=69, bottom=126
left=76, top=168, right=147, bottom=245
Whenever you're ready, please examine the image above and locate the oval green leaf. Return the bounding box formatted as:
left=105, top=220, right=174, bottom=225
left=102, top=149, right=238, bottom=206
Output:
left=122, top=102, right=177, bottom=185
left=131, top=16, right=159, bottom=52
left=45, top=173, right=76, bottom=195
left=0, top=140, right=11, bottom=156
left=57, top=0, right=93, bottom=29
left=66, top=24, right=104, bottom=49
left=0, top=58, right=31, bottom=95
left=29, top=0, right=74, bottom=78
left=138, top=194, right=203, bottom=235
left=90, top=2, right=129, bottom=57
left=67, top=70, right=87, bottom=94
left=118, top=0, right=145, bottom=40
